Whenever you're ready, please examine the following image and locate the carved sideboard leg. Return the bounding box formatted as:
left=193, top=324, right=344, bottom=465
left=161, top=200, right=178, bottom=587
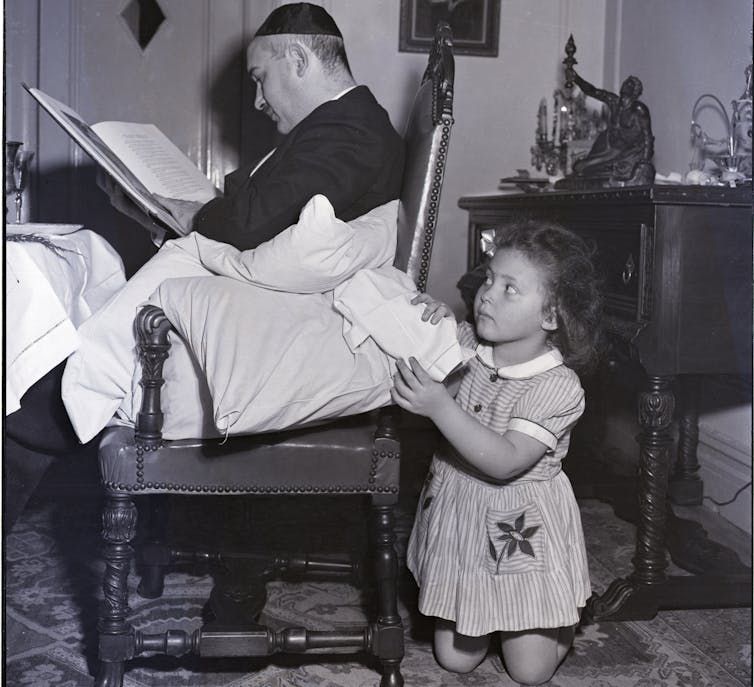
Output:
left=370, top=500, right=404, bottom=687
left=96, top=492, right=138, bottom=687
left=586, top=375, right=675, bottom=621
left=669, top=375, right=704, bottom=505
left=631, top=375, right=675, bottom=586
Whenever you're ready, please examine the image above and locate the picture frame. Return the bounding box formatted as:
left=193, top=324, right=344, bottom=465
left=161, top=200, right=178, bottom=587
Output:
left=399, top=0, right=500, bottom=57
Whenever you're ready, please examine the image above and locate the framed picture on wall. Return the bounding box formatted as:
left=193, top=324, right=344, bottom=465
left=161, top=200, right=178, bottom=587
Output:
left=399, top=0, right=500, bottom=56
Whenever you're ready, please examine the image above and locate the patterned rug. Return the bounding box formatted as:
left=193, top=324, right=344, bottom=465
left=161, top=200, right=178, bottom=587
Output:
left=4, top=445, right=751, bottom=687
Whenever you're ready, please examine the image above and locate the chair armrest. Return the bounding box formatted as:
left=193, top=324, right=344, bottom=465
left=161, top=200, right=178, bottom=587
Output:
left=135, top=304, right=173, bottom=449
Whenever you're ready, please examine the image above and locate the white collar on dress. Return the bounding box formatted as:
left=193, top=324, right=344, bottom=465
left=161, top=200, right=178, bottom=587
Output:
left=475, top=344, right=563, bottom=379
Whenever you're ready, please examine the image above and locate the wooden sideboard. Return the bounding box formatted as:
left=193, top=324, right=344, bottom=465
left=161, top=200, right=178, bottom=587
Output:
left=459, top=185, right=752, bottom=621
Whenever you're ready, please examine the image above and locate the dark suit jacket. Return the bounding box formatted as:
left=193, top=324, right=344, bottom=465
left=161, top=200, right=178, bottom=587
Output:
left=193, top=86, right=405, bottom=250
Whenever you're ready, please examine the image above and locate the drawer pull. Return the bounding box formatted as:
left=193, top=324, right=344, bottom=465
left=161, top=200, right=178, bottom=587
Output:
left=622, top=254, right=635, bottom=285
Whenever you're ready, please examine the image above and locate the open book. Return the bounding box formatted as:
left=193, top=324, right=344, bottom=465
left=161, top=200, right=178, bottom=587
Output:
left=24, top=84, right=218, bottom=236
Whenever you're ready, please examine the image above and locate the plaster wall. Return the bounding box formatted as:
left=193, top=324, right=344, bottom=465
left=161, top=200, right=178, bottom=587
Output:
left=613, top=0, right=752, bottom=177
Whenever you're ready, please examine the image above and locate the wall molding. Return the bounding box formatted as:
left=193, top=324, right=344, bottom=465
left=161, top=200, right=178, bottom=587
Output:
left=698, top=443, right=752, bottom=534
left=698, top=423, right=751, bottom=467
left=5, top=0, right=41, bottom=222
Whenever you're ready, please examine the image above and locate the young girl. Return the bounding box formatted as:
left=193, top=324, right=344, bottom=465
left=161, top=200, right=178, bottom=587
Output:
left=392, top=220, right=602, bottom=686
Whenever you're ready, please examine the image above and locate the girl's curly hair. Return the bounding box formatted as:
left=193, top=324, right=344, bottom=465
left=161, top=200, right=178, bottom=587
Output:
left=492, top=220, right=604, bottom=375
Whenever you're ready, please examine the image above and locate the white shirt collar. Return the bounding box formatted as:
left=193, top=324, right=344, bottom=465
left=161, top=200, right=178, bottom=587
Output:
left=475, top=344, right=563, bottom=379
left=332, top=85, right=357, bottom=101
left=249, top=86, right=359, bottom=178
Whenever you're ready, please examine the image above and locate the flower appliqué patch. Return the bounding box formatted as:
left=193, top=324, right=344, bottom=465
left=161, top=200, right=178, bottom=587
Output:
left=485, top=503, right=547, bottom=574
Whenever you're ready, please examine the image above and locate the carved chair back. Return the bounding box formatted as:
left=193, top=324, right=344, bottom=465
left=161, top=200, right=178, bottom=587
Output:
left=394, top=21, right=454, bottom=291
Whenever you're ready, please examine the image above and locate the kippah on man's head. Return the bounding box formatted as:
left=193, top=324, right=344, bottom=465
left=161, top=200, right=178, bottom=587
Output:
left=255, top=3, right=342, bottom=38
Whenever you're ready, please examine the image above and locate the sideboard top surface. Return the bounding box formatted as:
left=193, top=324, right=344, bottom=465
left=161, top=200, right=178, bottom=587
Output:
left=459, top=184, right=753, bottom=210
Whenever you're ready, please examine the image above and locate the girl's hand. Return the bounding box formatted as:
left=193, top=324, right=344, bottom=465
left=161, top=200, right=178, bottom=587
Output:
left=391, top=357, right=453, bottom=419
left=411, top=293, right=455, bottom=324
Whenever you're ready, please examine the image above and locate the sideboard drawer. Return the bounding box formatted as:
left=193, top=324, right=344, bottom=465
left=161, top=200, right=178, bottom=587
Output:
left=459, top=186, right=752, bottom=376
left=469, top=205, right=653, bottom=323
left=568, top=216, right=653, bottom=322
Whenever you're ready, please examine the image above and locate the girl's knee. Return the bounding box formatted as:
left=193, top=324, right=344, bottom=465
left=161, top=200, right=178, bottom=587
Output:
left=500, top=625, right=574, bottom=685
left=435, top=648, right=488, bottom=674
left=505, top=661, right=557, bottom=686
left=434, top=619, right=489, bottom=674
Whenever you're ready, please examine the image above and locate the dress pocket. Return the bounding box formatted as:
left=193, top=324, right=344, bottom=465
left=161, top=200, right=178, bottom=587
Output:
left=483, top=501, right=548, bottom=575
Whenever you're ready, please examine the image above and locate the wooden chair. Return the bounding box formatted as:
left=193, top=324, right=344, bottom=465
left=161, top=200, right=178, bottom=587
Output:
left=95, top=23, right=454, bottom=687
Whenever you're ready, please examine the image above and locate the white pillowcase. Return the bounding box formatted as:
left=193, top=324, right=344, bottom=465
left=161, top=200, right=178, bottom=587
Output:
left=333, top=266, right=474, bottom=382
left=62, top=195, right=399, bottom=443
left=178, top=194, right=398, bottom=293
left=148, top=278, right=393, bottom=438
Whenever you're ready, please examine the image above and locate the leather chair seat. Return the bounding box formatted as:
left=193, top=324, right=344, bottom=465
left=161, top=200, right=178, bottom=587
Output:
left=99, top=414, right=400, bottom=497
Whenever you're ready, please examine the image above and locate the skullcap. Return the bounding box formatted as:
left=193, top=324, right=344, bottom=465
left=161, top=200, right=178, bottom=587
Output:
left=255, top=3, right=342, bottom=38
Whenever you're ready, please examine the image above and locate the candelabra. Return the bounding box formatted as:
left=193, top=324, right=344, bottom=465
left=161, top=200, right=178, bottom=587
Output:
left=689, top=61, right=752, bottom=183
left=530, top=36, right=605, bottom=178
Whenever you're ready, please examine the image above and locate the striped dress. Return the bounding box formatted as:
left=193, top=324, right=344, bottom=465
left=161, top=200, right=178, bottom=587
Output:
left=406, top=321, right=591, bottom=636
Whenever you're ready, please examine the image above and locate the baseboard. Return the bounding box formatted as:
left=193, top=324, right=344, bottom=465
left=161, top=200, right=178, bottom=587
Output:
left=601, top=407, right=751, bottom=535
left=697, top=438, right=752, bottom=536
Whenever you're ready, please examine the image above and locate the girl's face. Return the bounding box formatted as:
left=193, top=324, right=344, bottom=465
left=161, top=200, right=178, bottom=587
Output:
left=473, top=248, right=557, bottom=363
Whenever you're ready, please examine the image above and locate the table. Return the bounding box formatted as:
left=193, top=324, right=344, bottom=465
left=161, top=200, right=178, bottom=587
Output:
left=459, top=185, right=752, bottom=620
left=5, top=223, right=125, bottom=414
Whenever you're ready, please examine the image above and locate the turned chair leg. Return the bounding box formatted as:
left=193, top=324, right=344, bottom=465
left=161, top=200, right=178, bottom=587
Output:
left=370, top=501, right=405, bottom=687
left=137, top=494, right=170, bottom=598
left=95, top=492, right=137, bottom=687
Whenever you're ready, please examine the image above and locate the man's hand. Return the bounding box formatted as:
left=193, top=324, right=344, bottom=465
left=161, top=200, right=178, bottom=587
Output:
left=391, top=357, right=453, bottom=420
left=153, top=194, right=205, bottom=234
left=96, top=170, right=167, bottom=242
left=97, top=170, right=150, bottom=224
left=411, top=293, right=455, bottom=324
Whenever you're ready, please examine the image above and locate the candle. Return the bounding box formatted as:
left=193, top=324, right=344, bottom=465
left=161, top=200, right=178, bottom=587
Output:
left=537, top=98, right=547, bottom=140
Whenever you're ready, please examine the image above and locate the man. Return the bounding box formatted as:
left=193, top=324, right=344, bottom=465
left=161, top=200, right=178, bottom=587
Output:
left=62, top=3, right=407, bottom=444
left=122, top=2, right=405, bottom=249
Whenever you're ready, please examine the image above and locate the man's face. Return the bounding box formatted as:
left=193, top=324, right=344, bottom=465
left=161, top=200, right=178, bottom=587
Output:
left=247, top=37, right=299, bottom=134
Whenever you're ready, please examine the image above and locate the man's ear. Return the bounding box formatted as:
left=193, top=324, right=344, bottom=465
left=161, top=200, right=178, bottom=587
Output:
left=287, top=42, right=309, bottom=77
left=542, top=306, right=558, bottom=331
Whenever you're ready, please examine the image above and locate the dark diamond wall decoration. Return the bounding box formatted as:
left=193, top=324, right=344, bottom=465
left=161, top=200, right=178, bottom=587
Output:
left=121, top=0, right=165, bottom=50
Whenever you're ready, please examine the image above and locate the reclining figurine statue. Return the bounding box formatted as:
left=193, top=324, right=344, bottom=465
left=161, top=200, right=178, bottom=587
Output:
left=559, top=66, right=655, bottom=188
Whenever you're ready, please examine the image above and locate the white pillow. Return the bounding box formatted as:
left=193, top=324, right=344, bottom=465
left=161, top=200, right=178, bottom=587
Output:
left=147, top=276, right=394, bottom=438
left=180, top=194, right=398, bottom=293
left=61, top=240, right=216, bottom=443
left=62, top=196, right=398, bottom=443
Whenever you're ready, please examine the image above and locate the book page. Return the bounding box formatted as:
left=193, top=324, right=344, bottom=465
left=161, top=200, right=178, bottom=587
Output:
left=92, top=122, right=218, bottom=203
left=24, top=85, right=185, bottom=235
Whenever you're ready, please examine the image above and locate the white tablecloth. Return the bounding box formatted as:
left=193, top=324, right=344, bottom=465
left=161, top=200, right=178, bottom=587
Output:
left=5, top=224, right=125, bottom=415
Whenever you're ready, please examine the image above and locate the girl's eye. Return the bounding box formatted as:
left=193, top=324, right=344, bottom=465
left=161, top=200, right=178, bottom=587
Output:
left=505, top=284, right=517, bottom=294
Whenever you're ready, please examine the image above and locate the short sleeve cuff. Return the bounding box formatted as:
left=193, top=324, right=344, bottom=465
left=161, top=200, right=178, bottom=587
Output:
left=508, top=418, right=558, bottom=450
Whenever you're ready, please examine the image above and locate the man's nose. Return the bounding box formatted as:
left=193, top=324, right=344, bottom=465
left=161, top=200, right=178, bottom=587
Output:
left=254, top=88, right=266, bottom=111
